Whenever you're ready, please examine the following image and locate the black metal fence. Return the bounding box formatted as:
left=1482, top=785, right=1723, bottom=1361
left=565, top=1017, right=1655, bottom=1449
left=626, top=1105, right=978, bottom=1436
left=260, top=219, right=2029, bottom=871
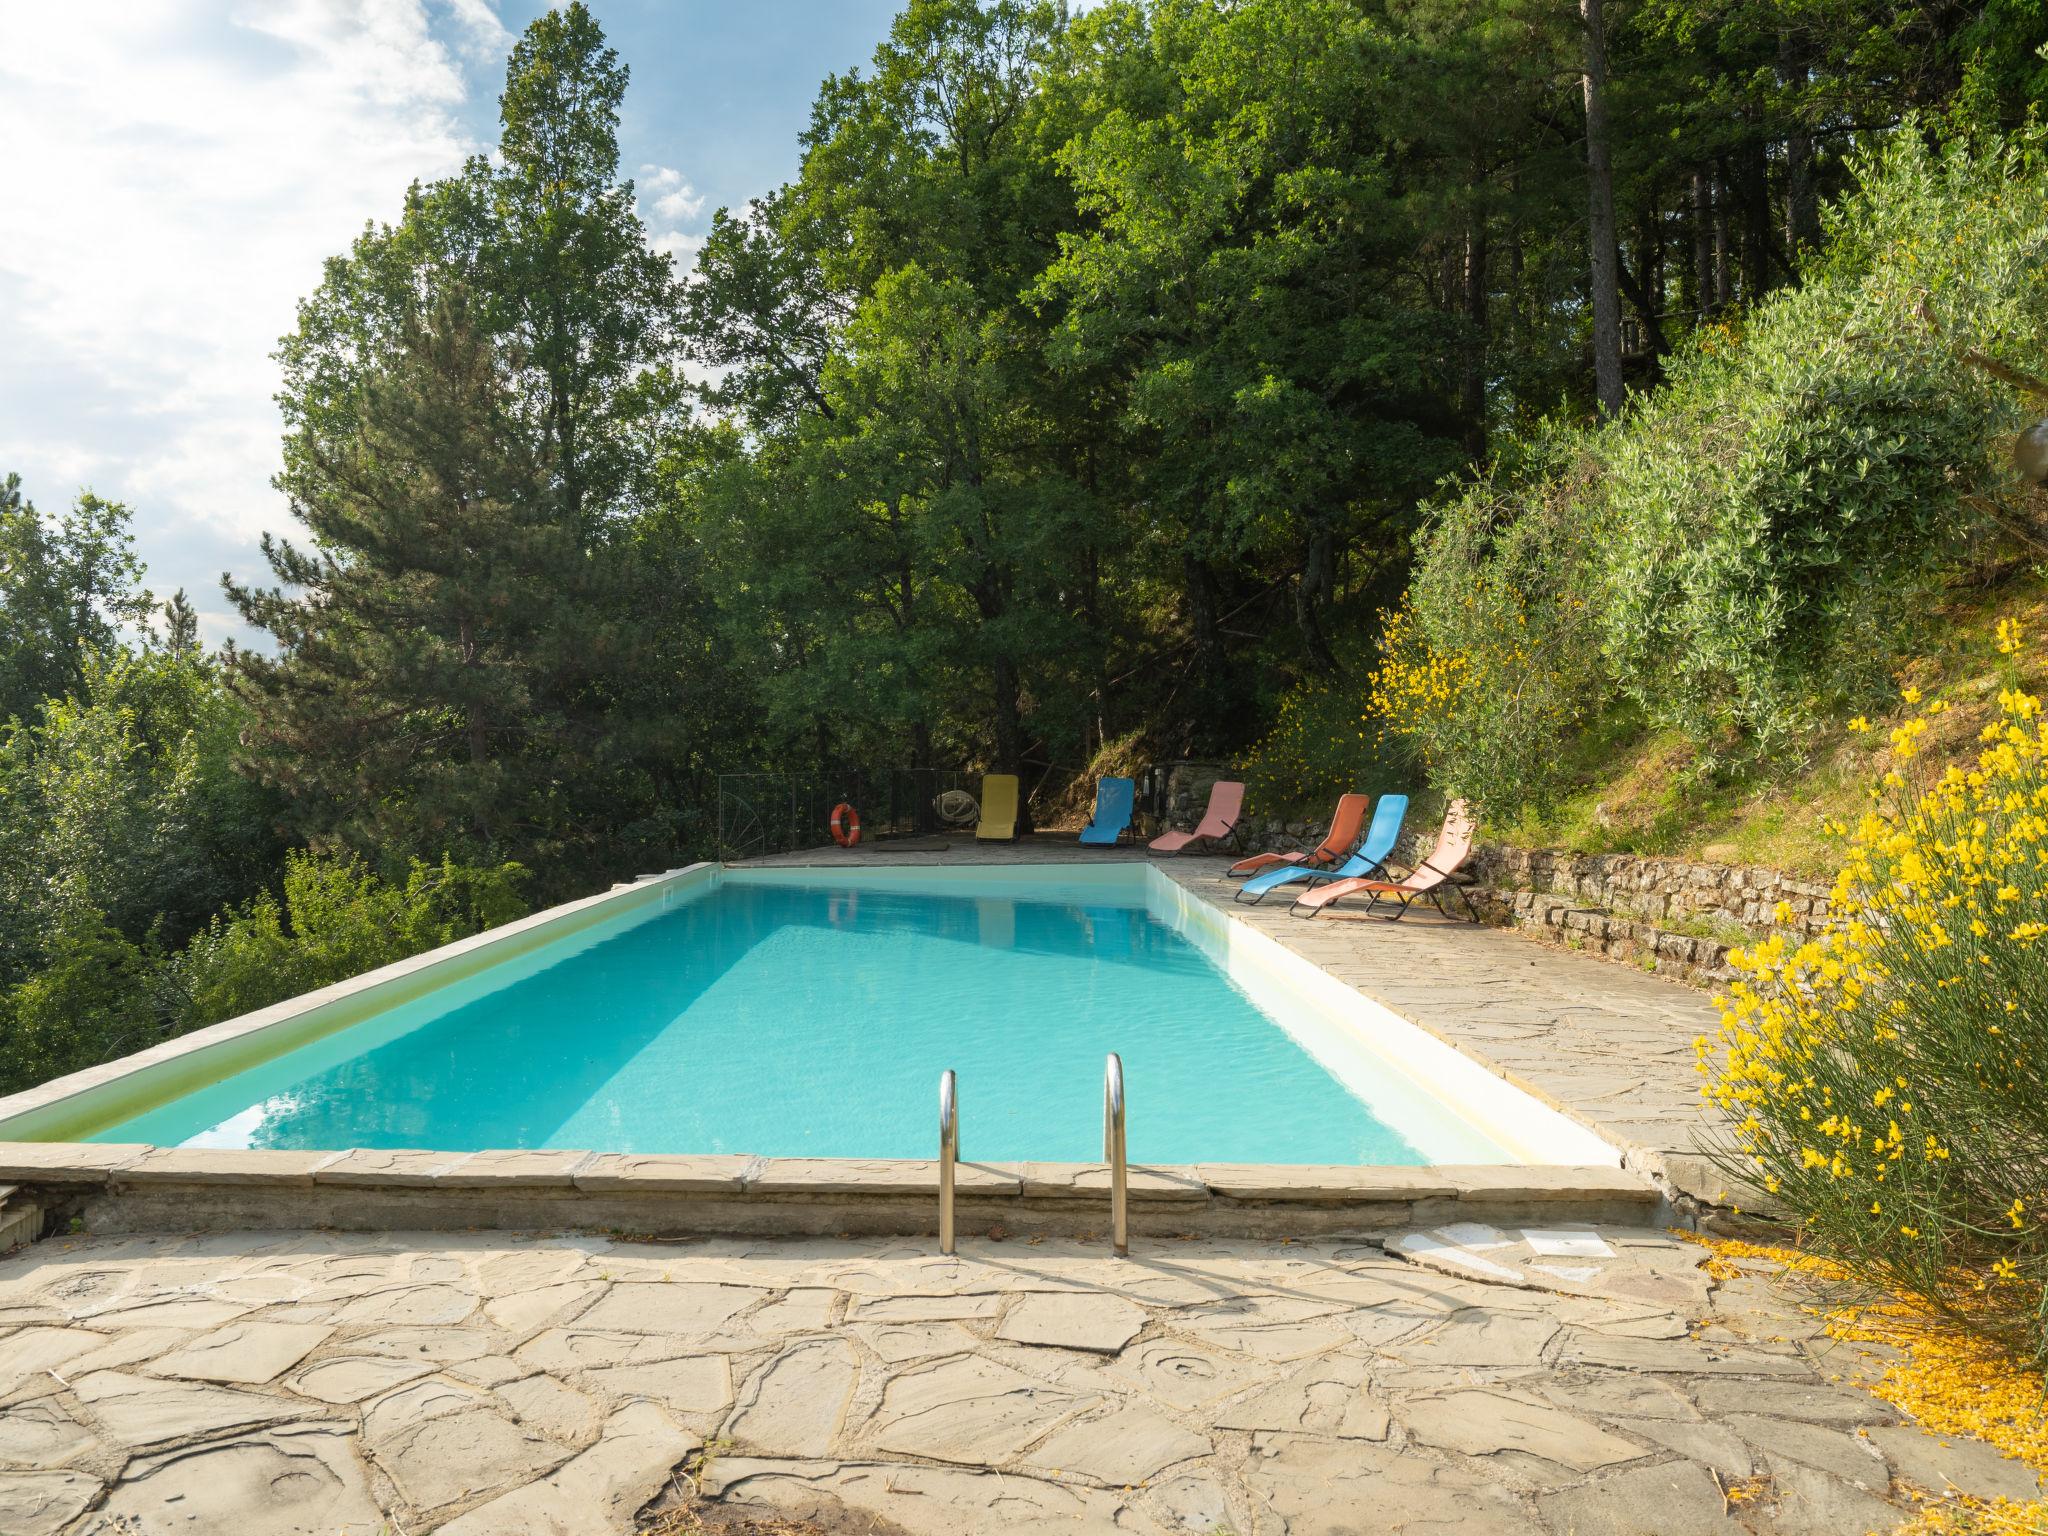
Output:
left=715, top=768, right=977, bottom=861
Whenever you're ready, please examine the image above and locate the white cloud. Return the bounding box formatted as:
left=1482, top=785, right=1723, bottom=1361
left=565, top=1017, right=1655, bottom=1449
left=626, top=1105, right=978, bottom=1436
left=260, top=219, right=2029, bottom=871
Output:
left=655, top=183, right=707, bottom=223
left=652, top=231, right=709, bottom=266
left=0, top=0, right=497, bottom=626
left=438, top=0, right=513, bottom=60
left=639, top=162, right=706, bottom=257
left=641, top=165, right=706, bottom=223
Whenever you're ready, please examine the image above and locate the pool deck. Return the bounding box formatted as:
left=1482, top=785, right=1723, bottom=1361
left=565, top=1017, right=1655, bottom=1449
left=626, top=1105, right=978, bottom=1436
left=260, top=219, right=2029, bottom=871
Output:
left=747, top=839, right=1737, bottom=1212
left=3, top=1222, right=2035, bottom=1535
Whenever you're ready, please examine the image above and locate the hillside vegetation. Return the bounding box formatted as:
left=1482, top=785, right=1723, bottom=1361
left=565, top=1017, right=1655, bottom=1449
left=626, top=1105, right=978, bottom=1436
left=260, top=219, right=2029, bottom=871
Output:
left=1331, top=130, right=2048, bottom=870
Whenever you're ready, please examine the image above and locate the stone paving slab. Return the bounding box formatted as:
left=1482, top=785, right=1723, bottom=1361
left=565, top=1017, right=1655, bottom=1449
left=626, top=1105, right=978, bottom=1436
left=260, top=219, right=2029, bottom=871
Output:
left=2, top=1224, right=2039, bottom=1534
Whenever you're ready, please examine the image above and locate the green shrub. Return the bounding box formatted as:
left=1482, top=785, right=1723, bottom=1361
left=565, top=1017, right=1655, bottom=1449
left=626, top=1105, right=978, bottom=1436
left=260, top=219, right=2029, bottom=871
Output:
left=168, top=851, right=527, bottom=1031
left=1241, top=635, right=1414, bottom=816
left=0, top=902, right=160, bottom=1096
left=1598, top=131, right=2043, bottom=744
left=1379, top=431, right=1612, bottom=814
left=0, top=647, right=283, bottom=983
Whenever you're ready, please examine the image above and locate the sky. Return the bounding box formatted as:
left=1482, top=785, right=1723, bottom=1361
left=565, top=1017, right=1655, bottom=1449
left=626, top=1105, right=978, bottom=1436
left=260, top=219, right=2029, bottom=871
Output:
left=0, top=0, right=906, bottom=646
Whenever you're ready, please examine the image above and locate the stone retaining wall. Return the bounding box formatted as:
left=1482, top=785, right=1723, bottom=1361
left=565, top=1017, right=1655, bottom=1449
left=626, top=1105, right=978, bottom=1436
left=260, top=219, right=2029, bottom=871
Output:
left=1470, top=846, right=1832, bottom=938
left=1459, top=846, right=1832, bottom=987
left=1468, top=887, right=1740, bottom=984
left=1159, top=761, right=1235, bottom=831
left=1236, top=806, right=1823, bottom=986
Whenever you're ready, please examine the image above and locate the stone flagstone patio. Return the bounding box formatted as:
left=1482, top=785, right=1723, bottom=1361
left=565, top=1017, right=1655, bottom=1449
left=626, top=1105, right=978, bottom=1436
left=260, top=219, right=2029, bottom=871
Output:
left=4, top=1222, right=2041, bottom=1534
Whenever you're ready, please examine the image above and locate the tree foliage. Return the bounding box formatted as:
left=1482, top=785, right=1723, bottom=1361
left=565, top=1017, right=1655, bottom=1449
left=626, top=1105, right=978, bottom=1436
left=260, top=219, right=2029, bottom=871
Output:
left=247, top=4, right=731, bottom=893
left=1379, top=127, right=2048, bottom=812
left=0, top=476, right=150, bottom=726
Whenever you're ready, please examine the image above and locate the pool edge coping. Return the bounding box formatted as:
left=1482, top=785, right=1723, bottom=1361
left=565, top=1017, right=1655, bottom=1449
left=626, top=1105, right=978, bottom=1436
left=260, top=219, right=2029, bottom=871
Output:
left=0, top=1144, right=1662, bottom=1240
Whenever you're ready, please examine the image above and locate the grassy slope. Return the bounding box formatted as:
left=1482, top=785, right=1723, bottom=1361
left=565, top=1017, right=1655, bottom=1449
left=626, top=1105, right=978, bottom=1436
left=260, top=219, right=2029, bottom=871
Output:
left=1498, top=576, right=2048, bottom=878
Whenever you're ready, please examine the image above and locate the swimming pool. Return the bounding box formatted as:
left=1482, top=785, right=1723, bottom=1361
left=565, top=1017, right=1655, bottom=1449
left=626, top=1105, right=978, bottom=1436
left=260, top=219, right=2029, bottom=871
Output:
left=0, top=864, right=1616, bottom=1167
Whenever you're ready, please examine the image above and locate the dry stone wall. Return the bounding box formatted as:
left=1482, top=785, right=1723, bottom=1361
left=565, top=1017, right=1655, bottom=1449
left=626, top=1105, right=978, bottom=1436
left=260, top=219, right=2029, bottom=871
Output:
left=1470, top=846, right=1833, bottom=937
left=1464, top=847, right=1833, bottom=986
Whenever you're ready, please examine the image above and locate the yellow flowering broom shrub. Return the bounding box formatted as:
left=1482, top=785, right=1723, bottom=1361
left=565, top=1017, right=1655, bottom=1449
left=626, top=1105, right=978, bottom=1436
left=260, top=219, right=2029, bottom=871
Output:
left=1699, top=617, right=2048, bottom=1357
left=1364, top=433, right=1609, bottom=814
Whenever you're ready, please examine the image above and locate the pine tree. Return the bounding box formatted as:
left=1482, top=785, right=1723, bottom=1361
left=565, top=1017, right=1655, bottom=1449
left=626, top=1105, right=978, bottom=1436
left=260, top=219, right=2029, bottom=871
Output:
left=159, top=589, right=201, bottom=656
left=230, top=289, right=573, bottom=864
left=485, top=1, right=677, bottom=529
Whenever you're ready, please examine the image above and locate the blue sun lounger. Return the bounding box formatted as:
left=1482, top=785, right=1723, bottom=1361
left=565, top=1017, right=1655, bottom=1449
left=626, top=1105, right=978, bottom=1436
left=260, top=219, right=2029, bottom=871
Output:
left=1079, top=776, right=1135, bottom=846
left=1234, top=793, right=1408, bottom=904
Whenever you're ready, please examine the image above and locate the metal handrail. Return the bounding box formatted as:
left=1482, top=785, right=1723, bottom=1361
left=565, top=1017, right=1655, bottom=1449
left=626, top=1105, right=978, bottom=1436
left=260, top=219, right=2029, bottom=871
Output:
left=1103, top=1053, right=1128, bottom=1258
left=938, top=1069, right=958, bottom=1256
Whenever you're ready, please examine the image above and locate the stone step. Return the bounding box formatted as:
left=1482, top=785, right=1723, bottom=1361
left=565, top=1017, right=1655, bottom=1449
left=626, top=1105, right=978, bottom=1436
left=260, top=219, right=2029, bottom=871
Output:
left=0, top=1197, right=42, bottom=1253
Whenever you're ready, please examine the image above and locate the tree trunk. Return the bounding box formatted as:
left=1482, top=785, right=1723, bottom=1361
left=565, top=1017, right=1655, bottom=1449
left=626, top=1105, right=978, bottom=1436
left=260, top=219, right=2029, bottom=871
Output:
left=1690, top=169, right=1716, bottom=320
left=1295, top=526, right=1341, bottom=674
left=1615, top=247, right=1671, bottom=370
left=1712, top=158, right=1734, bottom=308
left=1580, top=0, right=1624, bottom=417
left=972, top=566, right=1026, bottom=813
left=1462, top=217, right=1489, bottom=457
left=1183, top=551, right=1222, bottom=673
left=1786, top=140, right=1819, bottom=259
left=1780, top=34, right=1821, bottom=259
left=1736, top=138, right=1771, bottom=300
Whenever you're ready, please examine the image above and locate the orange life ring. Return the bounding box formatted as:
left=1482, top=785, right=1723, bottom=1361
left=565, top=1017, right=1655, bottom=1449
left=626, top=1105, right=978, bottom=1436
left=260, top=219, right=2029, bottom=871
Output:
left=830, top=802, right=862, bottom=848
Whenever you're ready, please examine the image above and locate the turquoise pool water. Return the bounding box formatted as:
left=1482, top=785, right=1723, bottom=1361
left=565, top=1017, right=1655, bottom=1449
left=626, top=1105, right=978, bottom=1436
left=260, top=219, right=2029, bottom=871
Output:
left=87, top=874, right=1490, bottom=1164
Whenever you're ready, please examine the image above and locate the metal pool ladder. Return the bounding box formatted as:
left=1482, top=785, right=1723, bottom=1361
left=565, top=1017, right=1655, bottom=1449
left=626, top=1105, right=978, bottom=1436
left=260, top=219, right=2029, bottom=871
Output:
left=1103, top=1052, right=1128, bottom=1258
left=938, top=1069, right=958, bottom=1256
left=935, top=1054, right=1129, bottom=1259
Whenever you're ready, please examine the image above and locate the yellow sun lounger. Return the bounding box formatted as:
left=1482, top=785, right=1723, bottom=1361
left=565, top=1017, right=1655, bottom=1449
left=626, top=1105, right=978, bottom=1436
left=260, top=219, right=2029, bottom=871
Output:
left=975, top=773, right=1020, bottom=841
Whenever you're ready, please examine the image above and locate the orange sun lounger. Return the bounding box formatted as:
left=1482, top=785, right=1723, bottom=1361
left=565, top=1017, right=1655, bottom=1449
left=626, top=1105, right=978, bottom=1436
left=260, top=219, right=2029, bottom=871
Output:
left=1228, top=792, right=1369, bottom=879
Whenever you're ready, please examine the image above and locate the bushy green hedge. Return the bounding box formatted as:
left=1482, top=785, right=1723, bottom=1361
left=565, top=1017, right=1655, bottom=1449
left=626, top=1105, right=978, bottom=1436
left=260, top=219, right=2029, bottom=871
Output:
left=1382, top=127, right=2048, bottom=815
left=167, top=852, right=527, bottom=1030
left=1598, top=130, right=2040, bottom=743
left=1241, top=633, right=1416, bottom=815
left=0, top=851, right=526, bottom=1098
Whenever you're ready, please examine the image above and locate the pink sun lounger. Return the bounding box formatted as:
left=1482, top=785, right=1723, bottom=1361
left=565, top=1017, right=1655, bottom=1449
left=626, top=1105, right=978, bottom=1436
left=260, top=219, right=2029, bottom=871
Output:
left=1149, top=780, right=1244, bottom=853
